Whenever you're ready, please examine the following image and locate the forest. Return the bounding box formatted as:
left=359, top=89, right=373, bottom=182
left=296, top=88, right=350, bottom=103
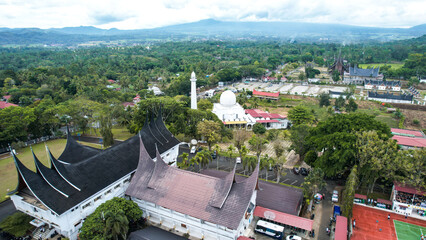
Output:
left=0, top=36, right=425, bottom=149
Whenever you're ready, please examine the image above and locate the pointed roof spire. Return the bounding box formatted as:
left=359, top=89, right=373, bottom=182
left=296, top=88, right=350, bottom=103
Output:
left=191, top=71, right=196, bottom=79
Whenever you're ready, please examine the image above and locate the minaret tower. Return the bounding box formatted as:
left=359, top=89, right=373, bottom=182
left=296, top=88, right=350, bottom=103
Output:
left=190, top=71, right=197, bottom=110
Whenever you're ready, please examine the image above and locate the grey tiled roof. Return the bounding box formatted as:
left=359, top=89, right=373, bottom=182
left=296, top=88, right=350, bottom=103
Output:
left=349, top=66, right=379, bottom=77
left=126, top=140, right=259, bottom=230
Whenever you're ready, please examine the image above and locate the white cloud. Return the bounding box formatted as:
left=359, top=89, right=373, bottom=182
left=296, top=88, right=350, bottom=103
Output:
left=0, top=0, right=424, bottom=29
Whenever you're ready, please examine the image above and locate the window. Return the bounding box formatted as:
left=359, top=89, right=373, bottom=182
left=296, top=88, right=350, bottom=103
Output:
left=82, top=202, right=91, bottom=209
left=94, top=195, right=102, bottom=202
left=181, top=224, right=187, bottom=228
left=33, top=207, right=38, bottom=212
left=124, top=178, right=130, bottom=184
left=114, top=184, right=121, bottom=189
left=74, top=221, right=81, bottom=227
left=105, top=189, right=112, bottom=195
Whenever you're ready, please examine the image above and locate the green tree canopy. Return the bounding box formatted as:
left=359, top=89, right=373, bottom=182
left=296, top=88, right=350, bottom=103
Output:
left=252, top=122, right=266, bottom=135
left=248, top=134, right=269, bottom=159
left=197, top=120, right=221, bottom=151
left=288, top=105, right=315, bottom=126
left=302, top=168, right=326, bottom=200
left=79, top=197, right=143, bottom=240
left=307, top=113, right=391, bottom=177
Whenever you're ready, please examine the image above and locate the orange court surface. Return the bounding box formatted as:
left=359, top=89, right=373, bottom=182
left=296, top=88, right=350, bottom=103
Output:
left=351, top=204, right=426, bottom=240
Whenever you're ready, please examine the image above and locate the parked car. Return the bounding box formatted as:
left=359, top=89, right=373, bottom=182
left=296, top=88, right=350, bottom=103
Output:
left=236, top=157, right=241, bottom=164
left=300, top=167, right=309, bottom=176
left=197, top=147, right=204, bottom=152
left=190, top=146, right=196, bottom=154
left=332, top=190, right=339, bottom=203
left=286, top=235, right=302, bottom=240
left=293, top=167, right=300, bottom=175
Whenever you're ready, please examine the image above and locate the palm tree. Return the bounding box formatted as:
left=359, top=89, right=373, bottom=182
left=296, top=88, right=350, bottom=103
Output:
left=194, top=150, right=212, bottom=171
left=103, top=209, right=129, bottom=240
left=178, top=152, right=189, bottom=169
left=213, top=144, right=221, bottom=170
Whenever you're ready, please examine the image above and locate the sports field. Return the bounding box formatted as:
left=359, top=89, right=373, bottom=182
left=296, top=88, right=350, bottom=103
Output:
left=394, top=220, right=426, bottom=240
left=351, top=205, right=426, bottom=240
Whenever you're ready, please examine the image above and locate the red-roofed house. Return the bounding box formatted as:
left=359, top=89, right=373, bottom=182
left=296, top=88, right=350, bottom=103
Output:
left=245, top=109, right=289, bottom=129
left=391, top=182, right=426, bottom=217
left=391, top=128, right=425, bottom=138
left=0, top=101, right=18, bottom=109
left=2, top=95, right=11, bottom=101
left=107, top=79, right=116, bottom=84
left=122, top=102, right=135, bottom=108
left=133, top=95, right=141, bottom=104
left=252, top=89, right=279, bottom=100
left=392, top=135, right=426, bottom=149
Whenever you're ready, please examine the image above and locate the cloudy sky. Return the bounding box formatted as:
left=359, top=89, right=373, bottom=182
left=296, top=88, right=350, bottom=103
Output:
left=0, top=0, right=425, bottom=29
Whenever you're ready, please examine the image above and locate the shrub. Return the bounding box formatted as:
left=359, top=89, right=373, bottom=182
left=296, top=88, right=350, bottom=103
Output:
left=413, top=119, right=420, bottom=125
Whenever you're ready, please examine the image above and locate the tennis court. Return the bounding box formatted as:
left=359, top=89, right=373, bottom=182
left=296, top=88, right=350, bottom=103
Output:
left=351, top=205, right=426, bottom=240
left=394, top=220, right=426, bottom=240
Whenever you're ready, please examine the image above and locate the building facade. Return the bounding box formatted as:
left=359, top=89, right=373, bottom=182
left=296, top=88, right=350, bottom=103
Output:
left=344, top=66, right=383, bottom=85
left=9, top=112, right=182, bottom=240
left=126, top=140, right=259, bottom=240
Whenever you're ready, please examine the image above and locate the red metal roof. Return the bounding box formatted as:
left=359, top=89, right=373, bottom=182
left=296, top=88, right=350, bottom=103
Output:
left=122, top=102, right=135, bottom=107
left=377, top=198, right=393, bottom=205
left=354, top=194, right=367, bottom=200
left=107, top=79, right=116, bottom=83
left=391, top=128, right=425, bottom=137
left=256, top=120, right=280, bottom=123
left=0, top=101, right=18, bottom=109
left=392, top=135, right=426, bottom=148
left=394, top=182, right=425, bottom=195
left=253, top=206, right=313, bottom=231
left=237, top=237, right=252, bottom=240
left=2, top=95, right=11, bottom=100
left=335, top=216, right=347, bottom=240
left=245, top=109, right=286, bottom=119
left=253, top=89, right=279, bottom=98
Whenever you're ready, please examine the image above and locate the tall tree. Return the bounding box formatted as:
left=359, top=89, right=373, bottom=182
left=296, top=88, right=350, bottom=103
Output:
left=197, top=120, right=221, bottom=151
left=307, top=113, right=391, bottom=177
left=356, top=131, right=399, bottom=193
left=233, top=129, right=251, bottom=159
left=346, top=98, right=358, bottom=112
left=103, top=209, right=129, bottom=240
left=178, top=152, right=190, bottom=169
left=397, top=148, right=426, bottom=190
left=274, top=142, right=287, bottom=183
left=98, top=109, right=114, bottom=148
left=289, top=124, right=312, bottom=163
left=342, top=165, right=358, bottom=219
left=288, top=105, right=315, bottom=126
left=248, top=134, right=269, bottom=160
left=302, top=168, right=326, bottom=202
left=319, top=93, right=331, bottom=107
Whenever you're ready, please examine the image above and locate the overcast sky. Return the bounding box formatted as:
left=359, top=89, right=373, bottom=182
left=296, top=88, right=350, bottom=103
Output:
left=0, top=0, right=425, bottom=29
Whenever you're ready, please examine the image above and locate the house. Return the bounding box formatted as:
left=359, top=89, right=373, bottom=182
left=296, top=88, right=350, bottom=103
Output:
left=391, top=128, right=426, bottom=149
left=245, top=109, right=289, bottom=129
left=364, top=80, right=401, bottom=91
left=329, top=91, right=349, bottom=99
left=133, top=95, right=141, bottom=104
left=9, top=113, right=182, bottom=240
left=252, top=89, right=279, bottom=100
left=107, top=79, right=116, bottom=84
left=0, top=101, right=18, bottom=109
left=344, top=66, right=383, bottom=85
left=367, top=92, right=413, bottom=104
left=328, top=53, right=348, bottom=80
left=308, top=78, right=320, bottom=83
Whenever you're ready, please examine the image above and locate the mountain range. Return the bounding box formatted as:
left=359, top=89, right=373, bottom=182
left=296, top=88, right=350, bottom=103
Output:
left=0, top=19, right=425, bottom=46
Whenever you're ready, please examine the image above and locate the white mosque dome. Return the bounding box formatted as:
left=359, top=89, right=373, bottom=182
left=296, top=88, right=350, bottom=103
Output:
left=220, top=90, right=236, bottom=106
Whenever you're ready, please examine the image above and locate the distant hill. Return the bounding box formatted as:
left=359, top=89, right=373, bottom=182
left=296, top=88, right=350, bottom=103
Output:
left=0, top=19, right=425, bottom=46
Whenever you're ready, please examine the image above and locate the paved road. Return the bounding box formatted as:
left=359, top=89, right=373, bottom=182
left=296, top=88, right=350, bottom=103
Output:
left=0, top=199, right=16, bottom=223
left=317, top=180, right=337, bottom=240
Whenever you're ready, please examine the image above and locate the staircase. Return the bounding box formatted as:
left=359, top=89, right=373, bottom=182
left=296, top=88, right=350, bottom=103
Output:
left=32, top=227, right=50, bottom=240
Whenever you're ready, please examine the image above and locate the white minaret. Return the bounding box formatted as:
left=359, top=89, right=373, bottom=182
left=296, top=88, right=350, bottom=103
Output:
left=190, top=71, right=197, bottom=109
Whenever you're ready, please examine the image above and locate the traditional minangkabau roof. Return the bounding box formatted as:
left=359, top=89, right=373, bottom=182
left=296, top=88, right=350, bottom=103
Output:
left=9, top=111, right=180, bottom=215
left=368, top=92, right=413, bottom=101
left=349, top=66, right=379, bottom=77
left=126, top=140, right=259, bottom=230
left=57, top=128, right=102, bottom=164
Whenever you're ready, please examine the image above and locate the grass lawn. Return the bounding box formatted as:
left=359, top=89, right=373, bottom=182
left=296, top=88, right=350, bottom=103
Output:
left=76, top=126, right=134, bottom=141
left=394, top=220, right=426, bottom=240
left=359, top=63, right=403, bottom=69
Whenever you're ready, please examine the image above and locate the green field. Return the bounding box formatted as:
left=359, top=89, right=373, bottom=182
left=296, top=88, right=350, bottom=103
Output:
left=358, top=63, right=403, bottom=69
left=394, top=220, right=426, bottom=240
left=0, top=138, right=105, bottom=202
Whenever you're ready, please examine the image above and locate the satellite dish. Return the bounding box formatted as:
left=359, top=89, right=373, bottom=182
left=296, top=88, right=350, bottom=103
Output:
left=191, top=139, right=198, bottom=145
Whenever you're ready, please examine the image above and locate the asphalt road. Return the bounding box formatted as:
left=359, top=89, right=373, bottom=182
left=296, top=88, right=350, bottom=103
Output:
left=0, top=199, right=16, bottom=223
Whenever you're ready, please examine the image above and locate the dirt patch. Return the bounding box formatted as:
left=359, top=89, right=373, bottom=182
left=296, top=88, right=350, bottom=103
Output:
left=400, top=109, right=426, bottom=129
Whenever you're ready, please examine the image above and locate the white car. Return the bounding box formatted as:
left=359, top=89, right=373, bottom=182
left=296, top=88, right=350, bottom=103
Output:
left=190, top=146, right=196, bottom=154
left=286, top=235, right=302, bottom=240
left=332, top=190, right=339, bottom=202
left=236, top=157, right=241, bottom=164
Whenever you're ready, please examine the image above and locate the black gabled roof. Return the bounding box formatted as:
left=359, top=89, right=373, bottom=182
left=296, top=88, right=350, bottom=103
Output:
left=10, top=114, right=180, bottom=215
left=349, top=66, right=380, bottom=77
left=58, top=131, right=102, bottom=164
left=32, top=148, right=77, bottom=197
left=368, top=91, right=413, bottom=101
left=155, top=109, right=180, bottom=147
left=12, top=154, right=74, bottom=214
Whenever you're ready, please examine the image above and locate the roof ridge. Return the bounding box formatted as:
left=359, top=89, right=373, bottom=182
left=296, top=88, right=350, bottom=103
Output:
left=47, top=146, right=81, bottom=191
left=209, top=163, right=237, bottom=208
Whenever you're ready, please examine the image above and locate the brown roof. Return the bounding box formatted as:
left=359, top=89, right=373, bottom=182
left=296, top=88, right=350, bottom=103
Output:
left=201, top=169, right=303, bottom=216
left=126, top=137, right=259, bottom=230
left=254, top=206, right=313, bottom=231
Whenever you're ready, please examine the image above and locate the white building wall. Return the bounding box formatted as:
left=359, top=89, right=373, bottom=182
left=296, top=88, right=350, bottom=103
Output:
left=368, top=97, right=412, bottom=104
left=11, top=144, right=181, bottom=240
